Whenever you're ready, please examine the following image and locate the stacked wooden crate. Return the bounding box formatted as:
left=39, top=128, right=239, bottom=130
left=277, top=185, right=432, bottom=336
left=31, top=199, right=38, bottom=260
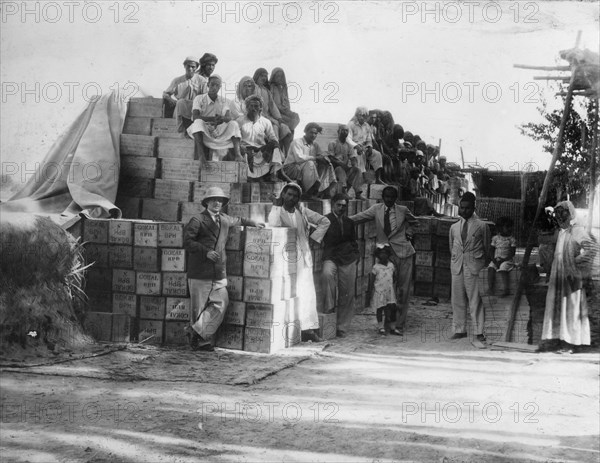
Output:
left=411, top=217, right=458, bottom=299
left=81, top=217, right=190, bottom=344
left=239, top=227, right=300, bottom=353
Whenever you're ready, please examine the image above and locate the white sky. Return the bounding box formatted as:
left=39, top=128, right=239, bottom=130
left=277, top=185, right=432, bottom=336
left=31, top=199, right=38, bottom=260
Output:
left=1, top=0, right=599, bottom=182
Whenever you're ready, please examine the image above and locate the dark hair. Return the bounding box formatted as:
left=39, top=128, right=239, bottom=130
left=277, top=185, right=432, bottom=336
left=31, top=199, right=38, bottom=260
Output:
left=331, top=192, right=349, bottom=203
left=496, top=216, right=514, bottom=228
left=375, top=246, right=392, bottom=258
left=460, top=192, right=476, bottom=205
left=382, top=186, right=399, bottom=198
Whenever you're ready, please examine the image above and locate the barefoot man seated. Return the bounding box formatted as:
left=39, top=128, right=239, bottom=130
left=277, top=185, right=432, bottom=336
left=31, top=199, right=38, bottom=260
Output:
left=236, top=95, right=291, bottom=182
left=283, top=122, right=337, bottom=200
left=187, top=75, right=243, bottom=163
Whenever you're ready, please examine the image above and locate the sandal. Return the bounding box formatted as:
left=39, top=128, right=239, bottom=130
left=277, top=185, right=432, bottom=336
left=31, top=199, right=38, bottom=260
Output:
left=378, top=328, right=387, bottom=336
left=390, top=328, right=403, bottom=336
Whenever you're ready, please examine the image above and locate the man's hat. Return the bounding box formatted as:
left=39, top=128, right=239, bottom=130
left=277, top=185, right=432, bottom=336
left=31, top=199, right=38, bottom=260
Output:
left=202, top=186, right=229, bottom=207
left=183, top=56, right=199, bottom=66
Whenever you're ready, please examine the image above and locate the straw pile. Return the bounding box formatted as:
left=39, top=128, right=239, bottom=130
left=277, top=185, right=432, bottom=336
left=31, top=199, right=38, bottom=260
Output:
left=0, top=213, right=93, bottom=355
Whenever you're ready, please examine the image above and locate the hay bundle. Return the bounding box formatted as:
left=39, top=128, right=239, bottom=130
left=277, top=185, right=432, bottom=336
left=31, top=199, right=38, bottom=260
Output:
left=0, top=213, right=93, bottom=355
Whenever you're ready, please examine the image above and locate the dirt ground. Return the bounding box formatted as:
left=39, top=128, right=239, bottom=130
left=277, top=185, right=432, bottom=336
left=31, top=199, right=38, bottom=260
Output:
left=1, top=297, right=599, bottom=463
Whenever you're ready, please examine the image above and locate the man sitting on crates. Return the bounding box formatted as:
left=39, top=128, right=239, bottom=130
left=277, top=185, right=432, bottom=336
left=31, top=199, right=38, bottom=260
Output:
left=283, top=122, right=337, bottom=200
left=184, top=187, right=265, bottom=351
left=236, top=95, right=291, bottom=183
left=187, top=75, right=244, bottom=164
left=327, top=124, right=364, bottom=199
left=163, top=56, right=207, bottom=132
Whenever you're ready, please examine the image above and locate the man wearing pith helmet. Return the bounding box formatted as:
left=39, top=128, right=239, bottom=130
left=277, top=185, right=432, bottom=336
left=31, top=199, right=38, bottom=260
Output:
left=163, top=55, right=208, bottom=130
left=183, top=186, right=265, bottom=351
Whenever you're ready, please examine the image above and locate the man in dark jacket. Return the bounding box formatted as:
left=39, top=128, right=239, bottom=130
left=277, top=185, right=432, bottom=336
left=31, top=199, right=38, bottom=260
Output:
left=184, top=186, right=264, bottom=350
left=321, top=192, right=360, bottom=337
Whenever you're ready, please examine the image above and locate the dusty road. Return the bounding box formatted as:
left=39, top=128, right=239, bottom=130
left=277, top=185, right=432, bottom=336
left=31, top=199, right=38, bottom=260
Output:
left=1, top=303, right=599, bottom=463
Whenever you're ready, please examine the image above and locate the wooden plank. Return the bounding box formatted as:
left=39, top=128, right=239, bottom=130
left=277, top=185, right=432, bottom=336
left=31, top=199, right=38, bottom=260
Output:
left=120, top=134, right=155, bottom=157
left=115, top=195, right=141, bottom=219
left=157, top=137, right=195, bottom=159
left=490, top=342, right=538, bottom=352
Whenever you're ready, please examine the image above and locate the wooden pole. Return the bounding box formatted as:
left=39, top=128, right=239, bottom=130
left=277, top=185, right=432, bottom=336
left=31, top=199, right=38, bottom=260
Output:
left=514, top=64, right=571, bottom=71
left=503, top=67, right=579, bottom=342
left=460, top=147, right=465, bottom=168
left=587, top=99, right=599, bottom=233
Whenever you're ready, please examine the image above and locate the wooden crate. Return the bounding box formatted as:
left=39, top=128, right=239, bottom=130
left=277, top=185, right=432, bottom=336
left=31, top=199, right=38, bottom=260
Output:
left=414, top=282, right=433, bottom=297
left=108, top=220, right=133, bottom=245
left=86, top=290, right=112, bottom=312
left=120, top=155, right=159, bottom=179
left=415, top=265, right=434, bottom=283
left=139, top=296, right=166, bottom=320
left=436, top=218, right=459, bottom=236
left=83, top=312, right=112, bottom=341
left=162, top=272, right=188, bottom=297
left=245, top=301, right=287, bottom=328
left=161, top=248, right=186, bottom=272
left=224, top=301, right=246, bottom=325
left=413, top=233, right=433, bottom=251
left=122, top=116, right=152, bottom=136
left=412, top=217, right=435, bottom=234
left=165, top=297, right=191, bottom=321
left=141, top=199, right=180, bottom=222
left=120, top=134, right=155, bottom=157
left=85, top=268, right=112, bottom=292
left=317, top=312, right=337, bottom=340
left=242, top=277, right=284, bottom=304
left=127, top=98, right=163, bottom=118
left=158, top=223, right=184, bottom=247
left=226, top=250, right=244, bottom=276
left=243, top=251, right=297, bottom=278
left=161, top=158, right=201, bottom=182
left=84, top=243, right=109, bottom=267
left=133, top=222, right=159, bottom=247
left=108, top=244, right=133, bottom=268
left=112, top=268, right=136, bottom=293
left=138, top=319, right=164, bottom=344
left=225, top=226, right=245, bottom=251
left=227, top=276, right=244, bottom=301
left=243, top=326, right=285, bottom=354
left=136, top=272, right=162, bottom=295
left=216, top=324, right=244, bottom=350
left=157, top=137, right=195, bottom=159
left=112, top=293, right=137, bottom=317
left=164, top=321, right=189, bottom=346
left=133, top=247, right=161, bottom=272
left=154, top=179, right=192, bottom=202
left=83, top=218, right=109, bottom=243
left=151, top=118, right=179, bottom=138
left=415, top=251, right=434, bottom=267
left=180, top=202, right=205, bottom=224
left=115, top=196, right=141, bottom=219
left=112, top=314, right=134, bottom=342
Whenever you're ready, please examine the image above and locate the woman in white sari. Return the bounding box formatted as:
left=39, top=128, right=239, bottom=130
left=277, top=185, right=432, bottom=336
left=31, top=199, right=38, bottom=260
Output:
left=267, top=183, right=330, bottom=342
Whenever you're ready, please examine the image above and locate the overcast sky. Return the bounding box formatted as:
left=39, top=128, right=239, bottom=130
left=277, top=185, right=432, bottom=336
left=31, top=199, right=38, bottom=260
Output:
left=1, top=1, right=598, bottom=182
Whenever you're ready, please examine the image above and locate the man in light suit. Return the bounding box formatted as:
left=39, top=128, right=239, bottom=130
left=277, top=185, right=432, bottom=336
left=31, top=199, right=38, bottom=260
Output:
left=184, top=187, right=264, bottom=351
left=449, top=192, right=491, bottom=342
left=349, top=186, right=418, bottom=335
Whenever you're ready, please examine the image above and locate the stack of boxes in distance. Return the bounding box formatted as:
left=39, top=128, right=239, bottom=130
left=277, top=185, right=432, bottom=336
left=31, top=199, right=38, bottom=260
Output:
left=217, top=227, right=300, bottom=353
left=81, top=218, right=190, bottom=344
left=412, top=216, right=459, bottom=299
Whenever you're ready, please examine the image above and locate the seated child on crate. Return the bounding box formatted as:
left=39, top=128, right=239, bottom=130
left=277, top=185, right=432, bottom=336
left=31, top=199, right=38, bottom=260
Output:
left=368, top=246, right=401, bottom=336
left=487, top=216, right=517, bottom=296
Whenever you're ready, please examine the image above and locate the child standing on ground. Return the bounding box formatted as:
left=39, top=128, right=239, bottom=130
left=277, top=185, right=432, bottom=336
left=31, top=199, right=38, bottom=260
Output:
left=368, top=246, right=400, bottom=335
left=488, top=217, right=517, bottom=296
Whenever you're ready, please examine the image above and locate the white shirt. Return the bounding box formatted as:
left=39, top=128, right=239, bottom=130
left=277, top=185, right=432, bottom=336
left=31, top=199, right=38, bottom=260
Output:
left=192, top=93, right=232, bottom=117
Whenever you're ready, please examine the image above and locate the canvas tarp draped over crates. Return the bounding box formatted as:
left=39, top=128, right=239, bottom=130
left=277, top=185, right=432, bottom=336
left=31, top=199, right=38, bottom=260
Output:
left=1, top=90, right=127, bottom=219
